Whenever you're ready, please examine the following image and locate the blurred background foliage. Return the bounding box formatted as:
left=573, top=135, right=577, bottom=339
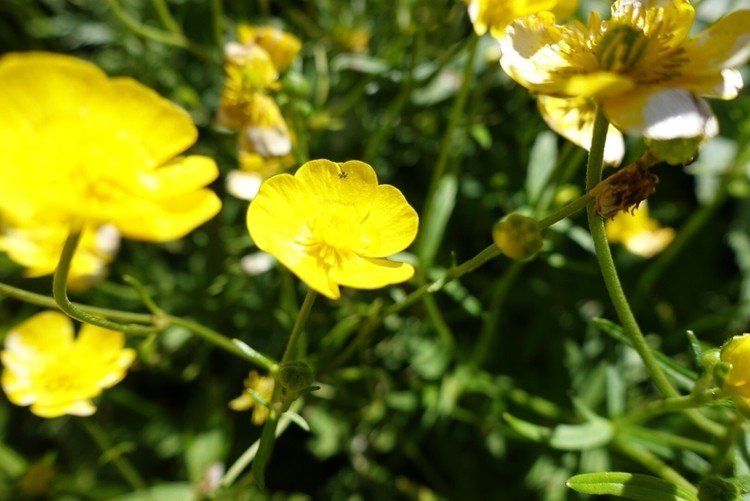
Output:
left=0, top=0, right=749, bottom=499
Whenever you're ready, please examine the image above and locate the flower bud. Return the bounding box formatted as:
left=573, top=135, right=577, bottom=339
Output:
left=719, top=334, right=750, bottom=415
left=278, top=360, right=314, bottom=392
left=646, top=136, right=703, bottom=166
left=492, top=213, right=543, bottom=261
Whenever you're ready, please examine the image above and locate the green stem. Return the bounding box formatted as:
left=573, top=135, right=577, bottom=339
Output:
left=624, top=389, right=723, bottom=425
left=150, top=0, right=183, bottom=36
left=252, top=288, right=317, bottom=488
left=167, top=315, right=276, bottom=370
left=612, top=436, right=698, bottom=494
left=80, top=419, right=146, bottom=491
left=53, top=232, right=156, bottom=335
left=416, top=36, right=478, bottom=265
left=585, top=109, right=678, bottom=398
left=211, top=0, right=224, bottom=48
left=0, top=282, right=154, bottom=324
left=626, top=426, right=716, bottom=457
left=471, top=262, right=523, bottom=366
left=538, top=193, right=593, bottom=228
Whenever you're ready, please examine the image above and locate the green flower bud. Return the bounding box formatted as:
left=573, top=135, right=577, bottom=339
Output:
left=646, top=136, right=704, bottom=165
left=278, top=361, right=314, bottom=392
left=492, top=213, right=543, bottom=261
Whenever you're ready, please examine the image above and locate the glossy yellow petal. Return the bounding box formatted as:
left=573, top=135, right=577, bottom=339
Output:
left=606, top=203, right=674, bottom=258
left=538, top=96, right=625, bottom=165
left=330, top=254, right=414, bottom=290
left=295, top=159, right=378, bottom=208
left=113, top=189, right=222, bottom=242
left=354, top=185, right=419, bottom=257
left=603, top=88, right=718, bottom=140
left=238, top=25, right=302, bottom=72
left=3, top=312, right=74, bottom=360
left=132, top=156, right=219, bottom=200
left=722, top=334, right=750, bottom=387
left=31, top=400, right=96, bottom=418
left=683, top=10, right=750, bottom=71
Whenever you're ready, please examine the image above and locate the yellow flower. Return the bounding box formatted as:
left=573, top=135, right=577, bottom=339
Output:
left=538, top=96, right=625, bottom=165
left=229, top=371, right=275, bottom=426
left=247, top=160, right=418, bottom=299
left=0, top=52, right=221, bottom=242
left=1, top=311, right=135, bottom=418
left=720, top=334, right=750, bottom=409
left=467, top=0, right=577, bottom=38
left=605, top=202, right=674, bottom=258
left=499, top=1, right=750, bottom=140
left=0, top=218, right=120, bottom=291
left=237, top=25, right=302, bottom=72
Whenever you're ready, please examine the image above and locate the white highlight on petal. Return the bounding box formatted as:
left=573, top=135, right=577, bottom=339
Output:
left=226, top=170, right=264, bottom=201
left=240, top=251, right=276, bottom=275
left=641, top=89, right=718, bottom=140
left=244, top=126, right=292, bottom=157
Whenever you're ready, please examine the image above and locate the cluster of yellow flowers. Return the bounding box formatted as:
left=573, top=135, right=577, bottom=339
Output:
left=217, top=25, right=303, bottom=200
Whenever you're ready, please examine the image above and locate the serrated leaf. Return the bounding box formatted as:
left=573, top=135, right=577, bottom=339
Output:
left=567, top=472, right=698, bottom=501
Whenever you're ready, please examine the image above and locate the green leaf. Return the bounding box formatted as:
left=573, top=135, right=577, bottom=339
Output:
left=567, top=472, right=698, bottom=501
left=502, top=413, right=614, bottom=450
left=110, top=483, right=197, bottom=501
left=526, top=131, right=558, bottom=205
left=417, top=172, right=458, bottom=265
left=185, top=429, right=227, bottom=483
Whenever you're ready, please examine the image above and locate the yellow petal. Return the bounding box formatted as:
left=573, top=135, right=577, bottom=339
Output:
left=722, top=334, right=750, bottom=387
left=294, top=160, right=378, bottom=209
left=113, top=189, right=222, bottom=242
left=354, top=185, right=419, bottom=257
left=537, top=96, right=625, bottom=165
left=603, top=88, right=718, bottom=140
left=132, top=156, right=219, bottom=200
left=683, top=10, right=750, bottom=71
left=329, top=254, right=414, bottom=290
left=31, top=400, right=96, bottom=418
left=3, top=311, right=74, bottom=359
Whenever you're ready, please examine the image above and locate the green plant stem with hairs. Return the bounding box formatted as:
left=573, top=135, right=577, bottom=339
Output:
left=251, top=288, right=317, bottom=489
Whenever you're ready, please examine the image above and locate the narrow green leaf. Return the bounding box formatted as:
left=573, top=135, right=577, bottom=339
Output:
left=417, top=173, right=458, bottom=265
left=526, top=131, right=558, bottom=205
left=503, top=413, right=614, bottom=450
left=567, top=472, right=698, bottom=501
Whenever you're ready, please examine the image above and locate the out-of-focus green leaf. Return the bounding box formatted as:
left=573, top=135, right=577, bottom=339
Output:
left=503, top=413, right=614, bottom=450
left=567, top=472, right=698, bottom=501
left=526, top=131, right=558, bottom=205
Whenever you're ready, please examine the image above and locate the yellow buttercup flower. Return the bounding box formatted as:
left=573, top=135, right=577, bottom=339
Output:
left=500, top=0, right=750, bottom=140
left=720, top=334, right=750, bottom=409
left=538, top=96, right=625, bottom=165
left=247, top=160, right=419, bottom=299
left=229, top=371, right=275, bottom=426
left=1, top=311, right=135, bottom=418
left=466, top=0, right=577, bottom=38
left=0, top=52, right=221, bottom=242
left=237, top=25, right=302, bottom=73
left=606, top=202, right=674, bottom=258
left=0, top=219, right=120, bottom=291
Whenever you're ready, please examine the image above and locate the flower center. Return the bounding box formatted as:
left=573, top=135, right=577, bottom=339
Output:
left=596, top=25, right=649, bottom=72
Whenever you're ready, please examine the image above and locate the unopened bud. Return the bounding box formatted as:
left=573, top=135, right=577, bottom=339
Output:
left=278, top=361, right=314, bottom=392
left=646, top=137, right=703, bottom=165
left=492, top=214, right=543, bottom=261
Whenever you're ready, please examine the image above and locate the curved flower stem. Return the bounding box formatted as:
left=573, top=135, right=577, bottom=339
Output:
left=622, top=389, right=723, bottom=425
left=612, top=436, right=697, bottom=494
left=80, top=419, right=146, bottom=491
left=150, top=0, right=183, bottom=36
left=53, top=232, right=157, bottom=335
left=585, top=109, right=678, bottom=399
left=252, top=288, right=317, bottom=489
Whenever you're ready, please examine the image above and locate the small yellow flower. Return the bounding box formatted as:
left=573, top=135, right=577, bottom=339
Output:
left=237, top=25, right=302, bottom=72
left=229, top=371, right=275, bottom=426
left=720, top=334, right=750, bottom=408
left=0, top=52, right=221, bottom=242
left=500, top=1, right=750, bottom=140
left=247, top=160, right=418, bottom=299
left=466, top=0, right=578, bottom=38
left=606, top=202, right=674, bottom=258
left=1, top=311, right=135, bottom=418
left=0, top=219, right=119, bottom=291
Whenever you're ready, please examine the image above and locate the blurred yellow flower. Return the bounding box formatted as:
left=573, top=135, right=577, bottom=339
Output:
left=247, top=160, right=418, bottom=299
left=229, top=371, right=275, bottom=426
left=538, top=96, right=624, bottom=165
left=500, top=0, right=750, bottom=140
left=237, top=25, right=302, bottom=73
left=605, top=202, right=674, bottom=258
left=0, top=52, right=221, bottom=242
left=467, top=0, right=577, bottom=38
left=720, top=334, right=750, bottom=409
left=0, top=219, right=120, bottom=291
left=1, top=311, right=135, bottom=418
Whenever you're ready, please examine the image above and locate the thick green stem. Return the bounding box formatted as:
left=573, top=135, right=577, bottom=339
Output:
left=585, top=110, right=678, bottom=398
left=81, top=419, right=146, bottom=491
left=252, top=288, right=317, bottom=488
left=53, top=232, right=156, bottom=335
left=612, top=436, right=698, bottom=494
